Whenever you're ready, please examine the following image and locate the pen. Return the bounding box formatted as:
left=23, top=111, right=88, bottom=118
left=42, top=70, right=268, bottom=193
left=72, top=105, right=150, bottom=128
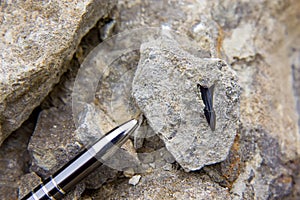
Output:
left=21, top=119, right=139, bottom=200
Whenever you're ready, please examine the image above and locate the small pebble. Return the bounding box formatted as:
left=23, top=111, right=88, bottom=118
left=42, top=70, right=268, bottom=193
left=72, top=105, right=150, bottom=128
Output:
left=128, top=175, right=141, bottom=186
left=123, top=168, right=135, bottom=178
left=162, top=163, right=173, bottom=171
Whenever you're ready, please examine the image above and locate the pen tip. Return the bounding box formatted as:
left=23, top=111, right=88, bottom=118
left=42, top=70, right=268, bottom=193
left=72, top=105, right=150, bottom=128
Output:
left=125, top=118, right=139, bottom=130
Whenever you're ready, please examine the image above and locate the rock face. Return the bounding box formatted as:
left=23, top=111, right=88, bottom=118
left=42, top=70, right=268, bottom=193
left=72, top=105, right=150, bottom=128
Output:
left=0, top=0, right=116, bottom=145
left=0, top=119, right=33, bottom=200
left=11, top=0, right=300, bottom=199
left=113, top=0, right=300, bottom=199
left=93, top=167, right=231, bottom=200
left=28, top=106, right=80, bottom=176
left=132, top=36, right=240, bottom=171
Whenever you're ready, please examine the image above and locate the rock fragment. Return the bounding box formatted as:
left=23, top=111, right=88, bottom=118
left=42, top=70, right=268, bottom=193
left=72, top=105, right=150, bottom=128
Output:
left=0, top=119, right=34, bottom=200
left=132, top=36, right=240, bottom=171
left=0, top=0, right=116, bottom=145
left=128, top=175, right=141, bottom=186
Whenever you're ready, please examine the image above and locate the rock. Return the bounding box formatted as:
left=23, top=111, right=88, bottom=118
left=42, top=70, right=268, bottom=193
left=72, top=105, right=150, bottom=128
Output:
left=18, top=19, right=145, bottom=198
left=123, top=168, right=136, bottom=178
left=77, top=42, right=170, bottom=173
left=116, top=0, right=300, bottom=199
left=93, top=50, right=141, bottom=124
left=128, top=175, right=141, bottom=186
left=290, top=29, right=300, bottom=130
left=230, top=130, right=295, bottom=200
left=18, top=172, right=42, bottom=199
left=21, top=105, right=141, bottom=194
left=28, top=106, right=80, bottom=176
left=0, top=0, right=117, bottom=145
left=0, top=118, right=34, bottom=200
left=92, top=168, right=230, bottom=199
left=289, top=26, right=300, bottom=199
left=132, top=36, right=240, bottom=171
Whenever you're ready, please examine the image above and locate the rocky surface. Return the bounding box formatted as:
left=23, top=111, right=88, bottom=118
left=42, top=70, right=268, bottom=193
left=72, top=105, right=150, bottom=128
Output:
left=0, top=113, right=35, bottom=200
left=90, top=167, right=231, bottom=200
left=18, top=105, right=123, bottom=199
left=1, top=0, right=299, bottom=199
left=0, top=0, right=117, bottom=145
left=132, top=36, right=240, bottom=171
left=113, top=0, right=300, bottom=199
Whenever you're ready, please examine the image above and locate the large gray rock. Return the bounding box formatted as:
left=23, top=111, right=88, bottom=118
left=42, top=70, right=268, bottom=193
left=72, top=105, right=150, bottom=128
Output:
left=0, top=0, right=116, bottom=145
left=132, top=37, right=240, bottom=171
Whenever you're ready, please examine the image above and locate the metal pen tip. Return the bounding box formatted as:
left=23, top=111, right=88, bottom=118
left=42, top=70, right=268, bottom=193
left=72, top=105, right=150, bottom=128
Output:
left=108, top=119, right=139, bottom=146
left=90, top=119, right=139, bottom=160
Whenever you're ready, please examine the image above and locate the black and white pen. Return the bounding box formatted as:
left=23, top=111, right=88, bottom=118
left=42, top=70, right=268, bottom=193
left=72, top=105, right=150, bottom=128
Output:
left=21, top=119, right=139, bottom=200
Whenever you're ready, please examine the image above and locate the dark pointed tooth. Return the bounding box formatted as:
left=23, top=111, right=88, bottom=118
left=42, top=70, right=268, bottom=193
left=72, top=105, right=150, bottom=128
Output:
left=198, top=84, right=216, bottom=131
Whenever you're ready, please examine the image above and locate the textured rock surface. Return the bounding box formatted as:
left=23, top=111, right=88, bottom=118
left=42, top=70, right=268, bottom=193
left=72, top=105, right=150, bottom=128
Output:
left=0, top=0, right=116, bottom=145
left=28, top=106, right=80, bottom=176
left=91, top=167, right=231, bottom=200
left=290, top=25, right=300, bottom=199
left=108, top=0, right=300, bottom=199
left=132, top=37, right=240, bottom=171
left=0, top=118, right=33, bottom=200
left=9, top=0, right=300, bottom=199
left=18, top=16, right=148, bottom=198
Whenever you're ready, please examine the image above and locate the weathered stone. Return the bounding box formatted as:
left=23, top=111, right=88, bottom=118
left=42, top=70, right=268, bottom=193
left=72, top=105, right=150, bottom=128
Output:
left=230, top=129, right=295, bottom=200
left=112, top=1, right=300, bottom=199
left=18, top=19, right=145, bottom=197
left=224, top=0, right=300, bottom=161
left=94, top=50, right=141, bottom=124
left=132, top=36, right=240, bottom=171
left=93, top=167, right=230, bottom=199
left=289, top=26, right=300, bottom=200
left=89, top=47, right=171, bottom=173
left=290, top=30, right=300, bottom=131
left=28, top=106, right=80, bottom=176
left=0, top=118, right=34, bottom=200
left=18, top=172, right=42, bottom=199
left=128, top=175, right=141, bottom=186
left=0, top=0, right=116, bottom=145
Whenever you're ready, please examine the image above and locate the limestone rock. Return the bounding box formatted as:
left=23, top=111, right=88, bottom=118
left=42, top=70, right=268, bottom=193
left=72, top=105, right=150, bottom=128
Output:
left=93, top=167, right=230, bottom=199
left=0, top=0, right=116, bottom=145
left=132, top=37, right=240, bottom=171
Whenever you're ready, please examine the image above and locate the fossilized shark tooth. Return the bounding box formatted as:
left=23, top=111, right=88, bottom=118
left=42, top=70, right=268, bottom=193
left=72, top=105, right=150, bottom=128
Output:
left=197, top=83, right=216, bottom=131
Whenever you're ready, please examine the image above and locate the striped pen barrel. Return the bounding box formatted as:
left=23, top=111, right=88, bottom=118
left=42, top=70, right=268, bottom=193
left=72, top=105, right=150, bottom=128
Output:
left=21, top=119, right=138, bottom=200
